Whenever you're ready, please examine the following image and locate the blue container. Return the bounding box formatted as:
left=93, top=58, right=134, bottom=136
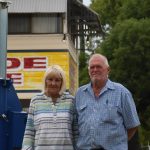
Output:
left=0, top=79, right=27, bottom=150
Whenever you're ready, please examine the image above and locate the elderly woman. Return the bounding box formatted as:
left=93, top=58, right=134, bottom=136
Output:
left=22, top=65, right=78, bottom=150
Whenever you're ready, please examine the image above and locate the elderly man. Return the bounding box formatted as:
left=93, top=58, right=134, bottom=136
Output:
left=75, top=53, right=140, bottom=150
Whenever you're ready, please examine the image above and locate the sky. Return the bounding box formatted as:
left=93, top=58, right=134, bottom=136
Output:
left=83, top=0, right=91, bottom=6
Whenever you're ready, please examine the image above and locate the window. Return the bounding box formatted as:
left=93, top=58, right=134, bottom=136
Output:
left=8, top=13, right=63, bottom=34
left=9, top=14, right=31, bottom=34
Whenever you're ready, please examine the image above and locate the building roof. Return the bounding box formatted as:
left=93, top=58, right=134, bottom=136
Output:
left=68, top=0, right=102, bottom=36
left=8, top=0, right=67, bottom=13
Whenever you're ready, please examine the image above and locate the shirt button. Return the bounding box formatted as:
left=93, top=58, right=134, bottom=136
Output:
left=93, top=109, right=96, bottom=112
left=90, top=126, right=94, bottom=129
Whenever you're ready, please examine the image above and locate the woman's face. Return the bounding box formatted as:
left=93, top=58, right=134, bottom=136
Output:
left=45, top=72, right=62, bottom=97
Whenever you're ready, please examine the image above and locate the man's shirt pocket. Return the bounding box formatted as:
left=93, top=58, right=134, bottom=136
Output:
left=101, top=104, right=120, bottom=125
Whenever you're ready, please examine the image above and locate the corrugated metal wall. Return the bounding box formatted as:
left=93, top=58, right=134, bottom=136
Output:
left=8, top=0, right=67, bottom=13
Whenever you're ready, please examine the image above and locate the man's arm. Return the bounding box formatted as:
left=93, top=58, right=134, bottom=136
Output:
left=127, top=126, right=138, bottom=141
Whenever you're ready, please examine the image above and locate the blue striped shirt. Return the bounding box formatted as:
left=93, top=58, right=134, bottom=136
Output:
left=22, top=92, right=78, bottom=150
left=75, top=79, right=140, bottom=150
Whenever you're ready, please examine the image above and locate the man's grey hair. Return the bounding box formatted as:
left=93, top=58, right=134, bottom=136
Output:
left=88, top=53, right=109, bottom=68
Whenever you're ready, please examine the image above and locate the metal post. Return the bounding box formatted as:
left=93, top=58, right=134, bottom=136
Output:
left=0, top=1, right=10, bottom=150
left=0, top=0, right=10, bottom=79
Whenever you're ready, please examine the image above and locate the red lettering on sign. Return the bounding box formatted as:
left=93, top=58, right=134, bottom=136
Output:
left=7, top=57, right=47, bottom=71
left=7, top=58, right=21, bottom=69
left=7, top=73, right=23, bottom=86
left=24, top=57, right=47, bottom=69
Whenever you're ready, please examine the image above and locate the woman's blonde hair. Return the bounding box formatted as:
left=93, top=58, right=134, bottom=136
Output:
left=43, top=65, right=66, bottom=95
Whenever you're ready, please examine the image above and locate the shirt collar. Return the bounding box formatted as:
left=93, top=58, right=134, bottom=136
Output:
left=83, top=79, right=115, bottom=92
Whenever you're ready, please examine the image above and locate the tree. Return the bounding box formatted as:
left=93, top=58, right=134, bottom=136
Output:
left=91, top=0, right=123, bottom=31
left=118, top=0, right=150, bottom=20
left=79, top=51, right=90, bottom=86
left=91, top=0, right=150, bottom=32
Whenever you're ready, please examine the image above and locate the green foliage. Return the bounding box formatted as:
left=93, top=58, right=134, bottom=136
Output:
left=91, top=0, right=123, bottom=28
left=79, top=52, right=90, bottom=86
left=139, top=126, right=150, bottom=145
left=90, top=0, right=127, bottom=40
left=79, top=66, right=90, bottom=86
left=91, top=0, right=150, bottom=32
left=118, top=0, right=150, bottom=20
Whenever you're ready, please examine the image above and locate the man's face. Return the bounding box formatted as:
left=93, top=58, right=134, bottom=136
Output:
left=88, top=56, right=109, bottom=83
